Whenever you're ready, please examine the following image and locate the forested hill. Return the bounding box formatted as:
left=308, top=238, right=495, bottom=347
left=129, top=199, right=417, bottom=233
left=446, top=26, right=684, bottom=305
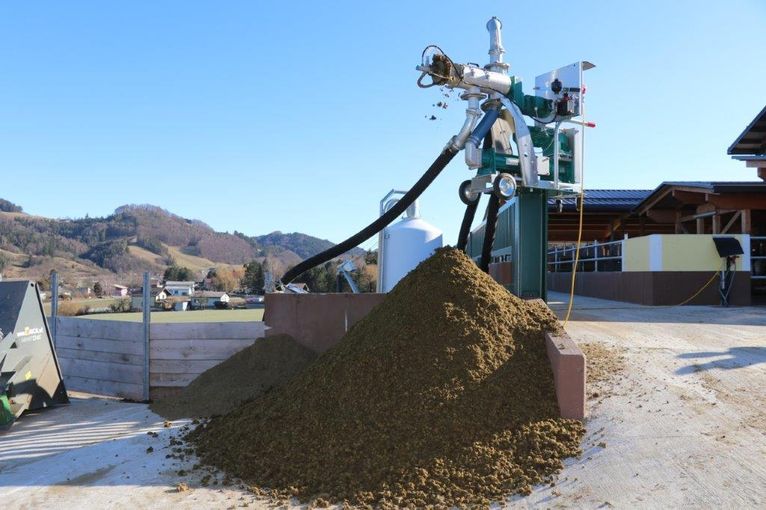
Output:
left=0, top=200, right=362, bottom=284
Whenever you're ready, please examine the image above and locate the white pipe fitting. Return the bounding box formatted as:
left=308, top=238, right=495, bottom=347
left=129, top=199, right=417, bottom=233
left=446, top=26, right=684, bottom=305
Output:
left=448, top=88, right=483, bottom=152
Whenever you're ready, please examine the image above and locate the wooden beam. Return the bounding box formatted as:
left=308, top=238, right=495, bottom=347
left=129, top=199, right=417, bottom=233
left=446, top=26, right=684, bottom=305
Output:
left=721, top=211, right=741, bottom=234
left=646, top=209, right=677, bottom=223
left=637, top=186, right=674, bottom=215
left=741, top=209, right=751, bottom=234
left=712, top=214, right=721, bottom=234
left=672, top=190, right=709, bottom=205
left=680, top=211, right=715, bottom=223
left=708, top=194, right=766, bottom=210
left=696, top=202, right=717, bottom=214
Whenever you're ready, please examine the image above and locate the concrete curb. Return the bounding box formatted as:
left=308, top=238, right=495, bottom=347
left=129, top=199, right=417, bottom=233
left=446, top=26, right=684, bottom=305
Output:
left=545, top=331, right=587, bottom=420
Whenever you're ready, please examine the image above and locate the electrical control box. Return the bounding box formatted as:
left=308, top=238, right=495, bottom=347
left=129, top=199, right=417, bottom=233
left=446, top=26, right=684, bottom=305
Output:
left=534, top=61, right=594, bottom=118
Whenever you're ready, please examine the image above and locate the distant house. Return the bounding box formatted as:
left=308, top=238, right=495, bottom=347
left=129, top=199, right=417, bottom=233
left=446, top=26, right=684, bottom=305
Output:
left=164, top=281, right=195, bottom=297
left=112, top=284, right=129, bottom=297
left=75, top=287, right=92, bottom=298
left=192, top=291, right=230, bottom=309
left=130, top=288, right=169, bottom=310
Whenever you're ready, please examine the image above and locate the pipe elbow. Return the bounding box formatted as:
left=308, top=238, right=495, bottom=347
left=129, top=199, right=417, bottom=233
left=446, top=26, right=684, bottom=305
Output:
left=464, top=141, right=482, bottom=169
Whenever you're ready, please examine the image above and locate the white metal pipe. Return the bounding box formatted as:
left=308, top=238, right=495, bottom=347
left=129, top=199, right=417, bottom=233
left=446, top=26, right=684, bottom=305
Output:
left=464, top=139, right=482, bottom=169
left=448, top=88, right=482, bottom=152
left=486, top=17, right=505, bottom=65
left=459, top=66, right=511, bottom=95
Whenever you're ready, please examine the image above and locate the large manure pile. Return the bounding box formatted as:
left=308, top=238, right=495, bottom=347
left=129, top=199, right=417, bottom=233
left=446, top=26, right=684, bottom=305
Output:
left=189, top=248, right=584, bottom=507
left=151, top=334, right=317, bottom=420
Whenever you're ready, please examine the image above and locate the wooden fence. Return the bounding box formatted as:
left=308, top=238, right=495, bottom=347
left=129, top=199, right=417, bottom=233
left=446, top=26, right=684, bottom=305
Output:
left=55, top=317, right=266, bottom=401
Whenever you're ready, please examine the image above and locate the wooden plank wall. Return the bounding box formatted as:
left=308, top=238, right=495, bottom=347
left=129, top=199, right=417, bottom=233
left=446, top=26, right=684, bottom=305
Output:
left=149, top=322, right=265, bottom=392
left=55, top=318, right=266, bottom=400
left=55, top=317, right=145, bottom=400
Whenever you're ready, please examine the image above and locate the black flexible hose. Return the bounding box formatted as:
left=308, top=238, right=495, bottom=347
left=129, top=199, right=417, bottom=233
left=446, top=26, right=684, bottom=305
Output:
left=479, top=193, right=500, bottom=273
left=281, top=147, right=458, bottom=284
left=457, top=133, right=493, bottom=252
left=456, top=200, right=479, bottom=252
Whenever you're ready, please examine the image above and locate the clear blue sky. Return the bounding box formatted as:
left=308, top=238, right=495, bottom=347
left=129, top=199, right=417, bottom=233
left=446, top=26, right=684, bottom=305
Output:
left=1, top=1, right=764, bottom=247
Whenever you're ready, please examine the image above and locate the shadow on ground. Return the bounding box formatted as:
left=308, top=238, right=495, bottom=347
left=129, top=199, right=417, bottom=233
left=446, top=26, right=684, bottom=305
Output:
left=548, top=292, right=766, bottom=327
left=675, top=347, right=766, bottom=374
left=0, top=397, right=191, bottom=488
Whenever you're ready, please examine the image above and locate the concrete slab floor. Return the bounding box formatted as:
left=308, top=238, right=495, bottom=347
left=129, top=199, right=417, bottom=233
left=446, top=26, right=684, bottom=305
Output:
left=513, top=292, right=765, bottom=508
left=0, top=393, right=269, bottom=509
left=0, top=293, right=764, bottom=509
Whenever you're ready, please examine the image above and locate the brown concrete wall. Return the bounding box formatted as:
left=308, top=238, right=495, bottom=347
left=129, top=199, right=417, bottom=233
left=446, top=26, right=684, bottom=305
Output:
left=548, top=271, right=751, bottom=306
left=264, top=293, right=386, bottom=353
left=545, top=331, right=586, bottom=420
left=489, top=262, right=513, bottom=286
left=266, top=293, right=586, bottom=420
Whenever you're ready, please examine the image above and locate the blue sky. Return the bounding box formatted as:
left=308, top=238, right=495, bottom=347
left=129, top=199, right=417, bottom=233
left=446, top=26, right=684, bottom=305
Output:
left=1, top=1, right=764, bottom=247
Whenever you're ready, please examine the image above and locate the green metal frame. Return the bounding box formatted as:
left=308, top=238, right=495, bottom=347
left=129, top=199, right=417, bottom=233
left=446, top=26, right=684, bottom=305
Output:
left=463, top=76, right=582, bottom=301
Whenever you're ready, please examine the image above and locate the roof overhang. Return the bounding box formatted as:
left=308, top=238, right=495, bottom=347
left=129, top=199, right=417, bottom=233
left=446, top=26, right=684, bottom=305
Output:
left=728, top=105, right=766, bottom=156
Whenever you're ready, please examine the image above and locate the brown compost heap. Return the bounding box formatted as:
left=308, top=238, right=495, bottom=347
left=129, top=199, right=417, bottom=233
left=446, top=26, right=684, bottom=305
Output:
left=151, top=334, right=317, bottom=420
left=189, top=248, right=585, bottom=507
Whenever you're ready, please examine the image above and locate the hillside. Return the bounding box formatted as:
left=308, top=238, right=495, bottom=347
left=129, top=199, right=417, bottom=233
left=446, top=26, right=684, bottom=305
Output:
left=0, top=199, right=365, bottom=289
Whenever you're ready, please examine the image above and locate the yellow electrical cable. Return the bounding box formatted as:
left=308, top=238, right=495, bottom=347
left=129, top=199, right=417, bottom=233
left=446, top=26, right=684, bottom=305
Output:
left=563, top=104, right=586, bottom=328
left=675, top=263, right=722, bottom=306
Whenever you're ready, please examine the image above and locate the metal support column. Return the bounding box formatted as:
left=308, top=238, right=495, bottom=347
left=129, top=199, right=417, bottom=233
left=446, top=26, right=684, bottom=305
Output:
left=50, top=271, right=59, bottom=347
left=142, top=272, right=150, bottom=402
left=511, top=188, right=548, bottom=300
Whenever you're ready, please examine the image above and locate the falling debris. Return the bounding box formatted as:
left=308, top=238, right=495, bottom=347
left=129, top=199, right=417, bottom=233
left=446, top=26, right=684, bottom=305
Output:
left=189, top=248, right=584, bottom=508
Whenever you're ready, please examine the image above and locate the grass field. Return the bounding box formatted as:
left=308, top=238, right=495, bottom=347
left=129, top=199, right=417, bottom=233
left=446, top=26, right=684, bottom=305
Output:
left=43, top=297, right=124, bottom=316
left=80, top=308, right=264, bottom=323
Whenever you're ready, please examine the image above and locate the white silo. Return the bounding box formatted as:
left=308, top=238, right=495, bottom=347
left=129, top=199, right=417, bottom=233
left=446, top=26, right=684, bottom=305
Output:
left=377, top=193, right=443, bottom=293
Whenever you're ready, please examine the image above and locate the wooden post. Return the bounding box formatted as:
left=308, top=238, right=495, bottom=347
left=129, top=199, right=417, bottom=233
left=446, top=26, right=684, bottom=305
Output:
left=712, top=213, right=721, bottom=234
left=674, top=210, right=683, bottom=234
left=50, top=271, right=59, bottom=347
left=696, top=217, right=704, bottom=234
left=142, top=272, right=151, bottom=402
left=741, top=209, right=751, bottom=234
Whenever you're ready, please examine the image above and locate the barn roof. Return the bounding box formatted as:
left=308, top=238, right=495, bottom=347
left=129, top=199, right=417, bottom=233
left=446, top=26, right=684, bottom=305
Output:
left=728, top=105, right=766, bottom=156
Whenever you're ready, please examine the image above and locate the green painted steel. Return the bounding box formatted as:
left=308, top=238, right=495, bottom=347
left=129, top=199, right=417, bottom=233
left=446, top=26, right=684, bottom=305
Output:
left=506, top=76, right=554, bottom=118
left=466, top=190, right=548, bottom=300
left=512, top=189, right=548, bottom=300
left=0, top=394, right=13, bottom=428
left=530, top=125, right=575, bottom=184
left=480, top=149, right=520, bottom=176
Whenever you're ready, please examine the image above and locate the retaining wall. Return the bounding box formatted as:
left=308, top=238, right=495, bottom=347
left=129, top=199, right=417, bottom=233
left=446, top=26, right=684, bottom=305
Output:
left=264, top=293, right=586, bottom=420
left=264, top=293, right=386, bottom=353
left=54, top=317, right=265, bottom=400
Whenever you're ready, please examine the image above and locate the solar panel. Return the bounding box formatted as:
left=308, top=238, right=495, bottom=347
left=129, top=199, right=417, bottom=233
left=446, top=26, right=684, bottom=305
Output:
left=712, top=237, right=744, bottom=257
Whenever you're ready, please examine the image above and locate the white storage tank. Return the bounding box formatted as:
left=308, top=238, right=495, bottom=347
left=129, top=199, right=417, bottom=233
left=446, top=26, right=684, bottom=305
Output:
left=378, top=198, right=443, bottom=292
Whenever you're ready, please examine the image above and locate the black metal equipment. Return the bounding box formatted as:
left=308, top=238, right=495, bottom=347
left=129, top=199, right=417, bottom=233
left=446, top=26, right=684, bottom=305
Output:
left=712, top=237, right=744, bottom=307
left=0, top=280, right=68, bottom=429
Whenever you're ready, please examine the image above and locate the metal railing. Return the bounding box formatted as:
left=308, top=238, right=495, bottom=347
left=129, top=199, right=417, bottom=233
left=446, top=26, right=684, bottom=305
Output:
left=548, top=239, right=623, bottom=273
left=752, top=236, right=766, bottom=281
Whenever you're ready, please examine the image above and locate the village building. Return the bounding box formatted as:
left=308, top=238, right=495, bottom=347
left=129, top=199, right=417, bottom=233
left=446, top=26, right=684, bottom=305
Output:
left=191, top=291, right=230, bottom=309
left=163, top=281, right=195, bottom=297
